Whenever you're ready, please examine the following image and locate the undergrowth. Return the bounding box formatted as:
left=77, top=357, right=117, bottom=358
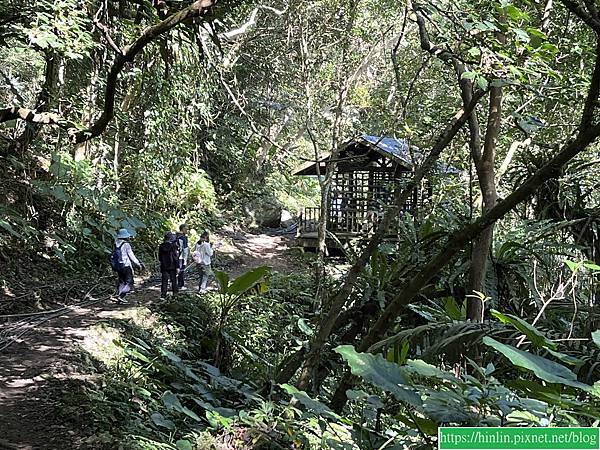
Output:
left=75, top=273, right=319, bottom=449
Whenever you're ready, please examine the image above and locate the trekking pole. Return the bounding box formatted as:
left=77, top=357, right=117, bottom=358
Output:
left=183, top=262, right=197, bottom=272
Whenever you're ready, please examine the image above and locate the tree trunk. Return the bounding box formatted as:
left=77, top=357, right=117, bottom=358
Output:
left=467, top=85, right=502, bottom=321
left=6, top=51, right=60, bottom=155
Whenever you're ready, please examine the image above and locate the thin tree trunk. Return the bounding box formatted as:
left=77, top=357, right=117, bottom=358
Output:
left=467, top=85, right=502, bottom=321
left=6, top=52, right=60, bottom=155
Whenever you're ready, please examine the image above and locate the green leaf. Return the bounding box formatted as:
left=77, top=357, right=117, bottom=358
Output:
left=592, top=330, right=600, bottom=348
left=405, top=359, right=456, bottom=381
left=162, top=390, right=183, bottom=411
left=124, top=347, right=151, bottom=364
left=334, top=345, right=422, bottom=406
left=176, top=440, right=193, bottom=450
left=0, top=220, right=19, bottom=237
left=150, top=412, right=175, bottom=430
left=214, top=270, right=230, bottom=292
left=491, top=309, right=556, bottom=349
left=461, top=71, right=477, bottom=80
left=442, top=297, right=463, bottom=320
left=158, top=346, right=182, bottom=364
left=564, top=260, right=579, bottom=272
left=584, top=262, right=600, bottom=271
left=505, top=5, right=528, bottom=21
left=476, top=76, right=489, bottom=91
left=546, top=349, right=583, bottom=367
left=181, top=406, right=202, bottom=422
left=227, top=266, right=270, bottom=295
left=297, top=318, right=314, bottom=336
left=482, top=337, right=590, bottom=391
left=280, top=384, right=340, bottom=420
left=467, top=47, right=481, bottom=58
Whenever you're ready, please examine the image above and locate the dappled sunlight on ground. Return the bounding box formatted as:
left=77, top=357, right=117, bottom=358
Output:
left=0, top=231, right=301, bottom=448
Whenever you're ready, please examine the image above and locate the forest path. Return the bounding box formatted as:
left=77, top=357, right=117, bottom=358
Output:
left=0, top=231, right=297, bottom=449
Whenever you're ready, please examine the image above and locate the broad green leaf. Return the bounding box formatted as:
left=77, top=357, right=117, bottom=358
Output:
left=423, top=390, right=472, bottom=422
left=396, top=413, right=438, bottom=436
left=227, top=266, right=270, bottom=295
left=546, top=349, right=583, bottom=367
left=584, top=262, right=600, bottom=271
left=483, top=337, right=590, bottom=391
left=181, top=406, right=202, bottom=422
left=592, top=330, right=600, bottom=348
left=280, top=384, right=339, bottom=420
left=0, top=220, right=19, bottom=237
left=476, top=76, right=489, bottom=91
left=124, top=347, right=151, bottom=364
left=334, top=345, right=422, bottom=406
left=176, top=440, right=193, bottom=450
left=162, top=390, right=183, bottom=410
left=214, top=270, right=230, bottom=292
left=491, top=309, right=556, bottom=349
left=505, top=5, right=529, bottom=21
left=467, top=47, right=481, bottom=58
left=442, top=298, right=463, bottom=320
left=593, top=382, right=600, bottom=399
left=150, top=412, right=175, bottom=430
left=158, top=346, right=182, bottom=364
left=405, top=359, right=456, bottom=381
left=513, top=28, right=530, bottom=42
left=346, top=389, right=368, bottom=401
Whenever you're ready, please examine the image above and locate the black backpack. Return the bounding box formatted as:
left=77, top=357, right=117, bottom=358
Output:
left=158, top=241, right=178, bottom=269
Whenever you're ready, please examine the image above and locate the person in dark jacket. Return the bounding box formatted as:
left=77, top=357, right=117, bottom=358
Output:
left=159, top=232, right=179, bottom=299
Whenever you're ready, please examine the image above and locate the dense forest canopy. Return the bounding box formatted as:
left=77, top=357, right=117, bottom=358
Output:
left=2, top=0, right=600, bottom=448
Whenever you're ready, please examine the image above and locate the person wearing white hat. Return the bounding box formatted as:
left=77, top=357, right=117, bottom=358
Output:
left=114, top=228, right=145, bottom=303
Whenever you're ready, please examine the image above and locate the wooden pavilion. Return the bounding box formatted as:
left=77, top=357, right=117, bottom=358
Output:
left=293, top=135, right=442, bottom=248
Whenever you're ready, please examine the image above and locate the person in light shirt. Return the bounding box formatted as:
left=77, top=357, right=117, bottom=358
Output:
left=192, top=231, right=221, bottom=293
left=114, top=228, right=145, bottom=303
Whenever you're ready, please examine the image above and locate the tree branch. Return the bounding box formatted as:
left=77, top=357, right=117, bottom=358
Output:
left=0, top=0, right=219, bottom=145
left=73, top=0, right=218, bottom=143
left=0, top=69, right=26, bottom=104
left=219, top=5, right=286, bottom=42
left=94, top=9, right=125, bottom=56
left=0, top=107, right=63, bottom=126
left=579, top=39, right=600, bottom=130
left=559, top=0, right=600, bottom=32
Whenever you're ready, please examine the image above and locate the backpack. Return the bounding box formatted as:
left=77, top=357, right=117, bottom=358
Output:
left=159, top=241, right=179, bottom=270
left=109, top=243, right=126, bottom=272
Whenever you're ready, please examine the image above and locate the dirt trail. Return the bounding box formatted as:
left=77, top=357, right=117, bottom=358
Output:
left=0, top=231, right=296, bottom=449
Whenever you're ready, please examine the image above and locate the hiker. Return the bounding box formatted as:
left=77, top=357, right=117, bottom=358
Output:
left=176, top=223, right=189, bottom=289
left=193, top=231, right=220, bottom=293
left=112, top=229, right=145, bottom=303
left=158, top=232, right=179, bottom=299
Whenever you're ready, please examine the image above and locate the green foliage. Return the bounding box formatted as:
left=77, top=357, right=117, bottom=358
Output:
left=335, top=345, right=422, bottom=407
left=483, top=337, right=592, bottom=391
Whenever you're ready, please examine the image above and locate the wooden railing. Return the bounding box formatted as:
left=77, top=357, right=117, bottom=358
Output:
left=299, top=206, right=320, bottom=233
left=299, top=198, right=417, bottom=237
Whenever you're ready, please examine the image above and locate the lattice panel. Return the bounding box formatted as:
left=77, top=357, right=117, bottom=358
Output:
left=327, top=170, right=418, bottom=234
